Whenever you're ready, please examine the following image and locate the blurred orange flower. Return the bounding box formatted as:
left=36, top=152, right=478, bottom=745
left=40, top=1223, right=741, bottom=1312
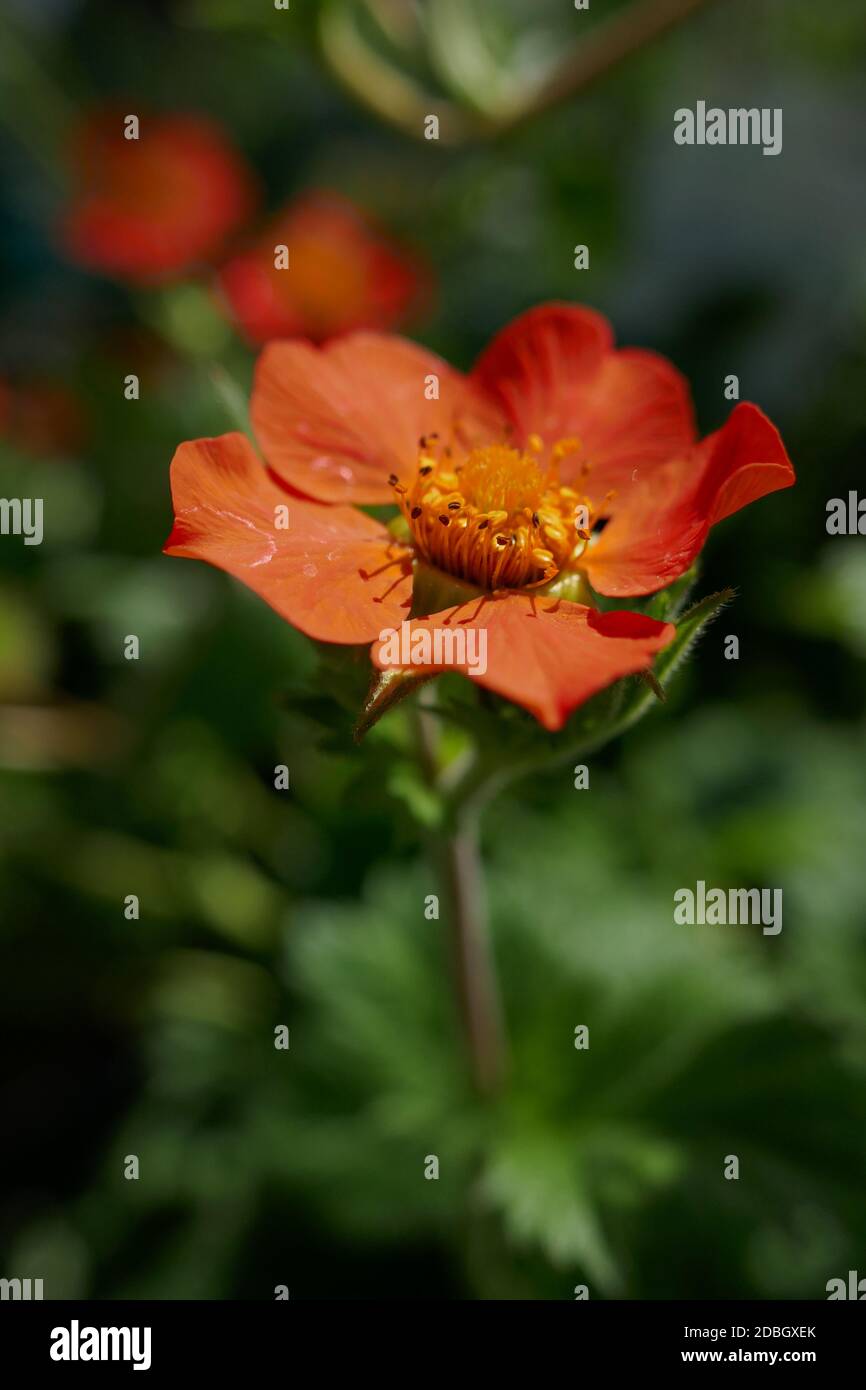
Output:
left=216, top=191, right=428, bottom=344
left=61, top=110, right=257, bottom=284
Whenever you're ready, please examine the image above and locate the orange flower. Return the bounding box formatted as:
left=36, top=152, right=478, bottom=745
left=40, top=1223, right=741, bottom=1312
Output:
left=216, top=192, right=427, bottom=344
left=165, top=304, right=795, bottom=731
left=61, top=110, right=256, bottom=283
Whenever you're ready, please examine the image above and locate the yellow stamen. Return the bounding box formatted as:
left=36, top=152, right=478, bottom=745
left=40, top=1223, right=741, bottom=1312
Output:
left=391, top=433, right=597, bottom=591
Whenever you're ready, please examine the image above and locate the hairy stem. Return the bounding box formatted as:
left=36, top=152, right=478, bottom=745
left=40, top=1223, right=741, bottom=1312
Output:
left=439, top=810, right=507, bottom=1098
left=411, top=698, right=507, bottom=1096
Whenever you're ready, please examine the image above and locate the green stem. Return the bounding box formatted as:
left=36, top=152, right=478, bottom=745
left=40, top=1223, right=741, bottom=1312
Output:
left=439, top=808, right=507, bottom=1098
left=411, top=698, right=507, bottom=1097
left=518, top=0, right=721, bottom=128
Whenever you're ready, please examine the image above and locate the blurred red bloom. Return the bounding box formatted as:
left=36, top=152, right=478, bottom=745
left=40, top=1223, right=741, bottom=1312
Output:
left=61, top=110, right=257, bottom=284
left=0, top=377, right=86, bottom=457
left=216, top=192, right=428, bottom=344
left=165, top=303, right=795, bottom=731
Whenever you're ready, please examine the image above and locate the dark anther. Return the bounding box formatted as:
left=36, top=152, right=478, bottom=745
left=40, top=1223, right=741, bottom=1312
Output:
left=411, top=506, right=422, bottom=519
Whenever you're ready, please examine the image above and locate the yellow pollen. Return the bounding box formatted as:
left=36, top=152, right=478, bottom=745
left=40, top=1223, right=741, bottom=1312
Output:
left=391, top=437, right=595, bottom=591
left=552, top=436, right=582, bottom=464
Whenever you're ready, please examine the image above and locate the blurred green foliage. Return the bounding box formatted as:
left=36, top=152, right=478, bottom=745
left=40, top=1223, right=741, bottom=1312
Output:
left=1, top=0, right=865, bottom=1299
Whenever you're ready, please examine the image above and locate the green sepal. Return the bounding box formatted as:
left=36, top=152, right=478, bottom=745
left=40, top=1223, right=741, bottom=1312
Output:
left=540, top=568, right=596, bottom=606
left=654, top=586, right=734, bottom=682
left=433, top=587, right=736, bottom=811
left=354, top=666, right=436, bottom=743
left=610, top=587, right=735, bottom=735
left=643, top=561, right=701, bottom=622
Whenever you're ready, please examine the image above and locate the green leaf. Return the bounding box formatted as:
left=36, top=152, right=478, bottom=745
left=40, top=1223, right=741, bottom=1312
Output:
left=424, top=0, right=514, bottom=118
left=386, top=761, right=444, bottom=829
left=480, top=1131, right=624, bottom=1291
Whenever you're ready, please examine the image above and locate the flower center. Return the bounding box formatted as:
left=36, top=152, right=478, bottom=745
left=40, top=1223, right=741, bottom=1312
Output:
left=390, top=434, right=594, bottom=590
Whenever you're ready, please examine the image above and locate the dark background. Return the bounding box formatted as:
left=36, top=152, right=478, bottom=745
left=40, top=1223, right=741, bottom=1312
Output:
left=1, top=0, right=865, bottom=1299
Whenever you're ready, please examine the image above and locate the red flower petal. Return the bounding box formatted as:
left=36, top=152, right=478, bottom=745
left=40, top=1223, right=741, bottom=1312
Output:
left=371, top=593, right=675, bottom=731
left=217, top=192, right=428, bottom=345
left=164, top=432, right=412, bottom=643
left=62, top=111, right=256, bottom=284
left=699, top=401, right=796, bottom=526
left=252, top=332, right=502, bottom=505
left=471, top=302, right=696, bottom=507
left=582, top=402, right=796, bottom=597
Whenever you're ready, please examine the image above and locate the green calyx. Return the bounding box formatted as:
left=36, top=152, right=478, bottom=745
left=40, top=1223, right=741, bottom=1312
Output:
left=408, top=558, right=596, bottom=619
left=409, top=559, right=486, bottom=619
